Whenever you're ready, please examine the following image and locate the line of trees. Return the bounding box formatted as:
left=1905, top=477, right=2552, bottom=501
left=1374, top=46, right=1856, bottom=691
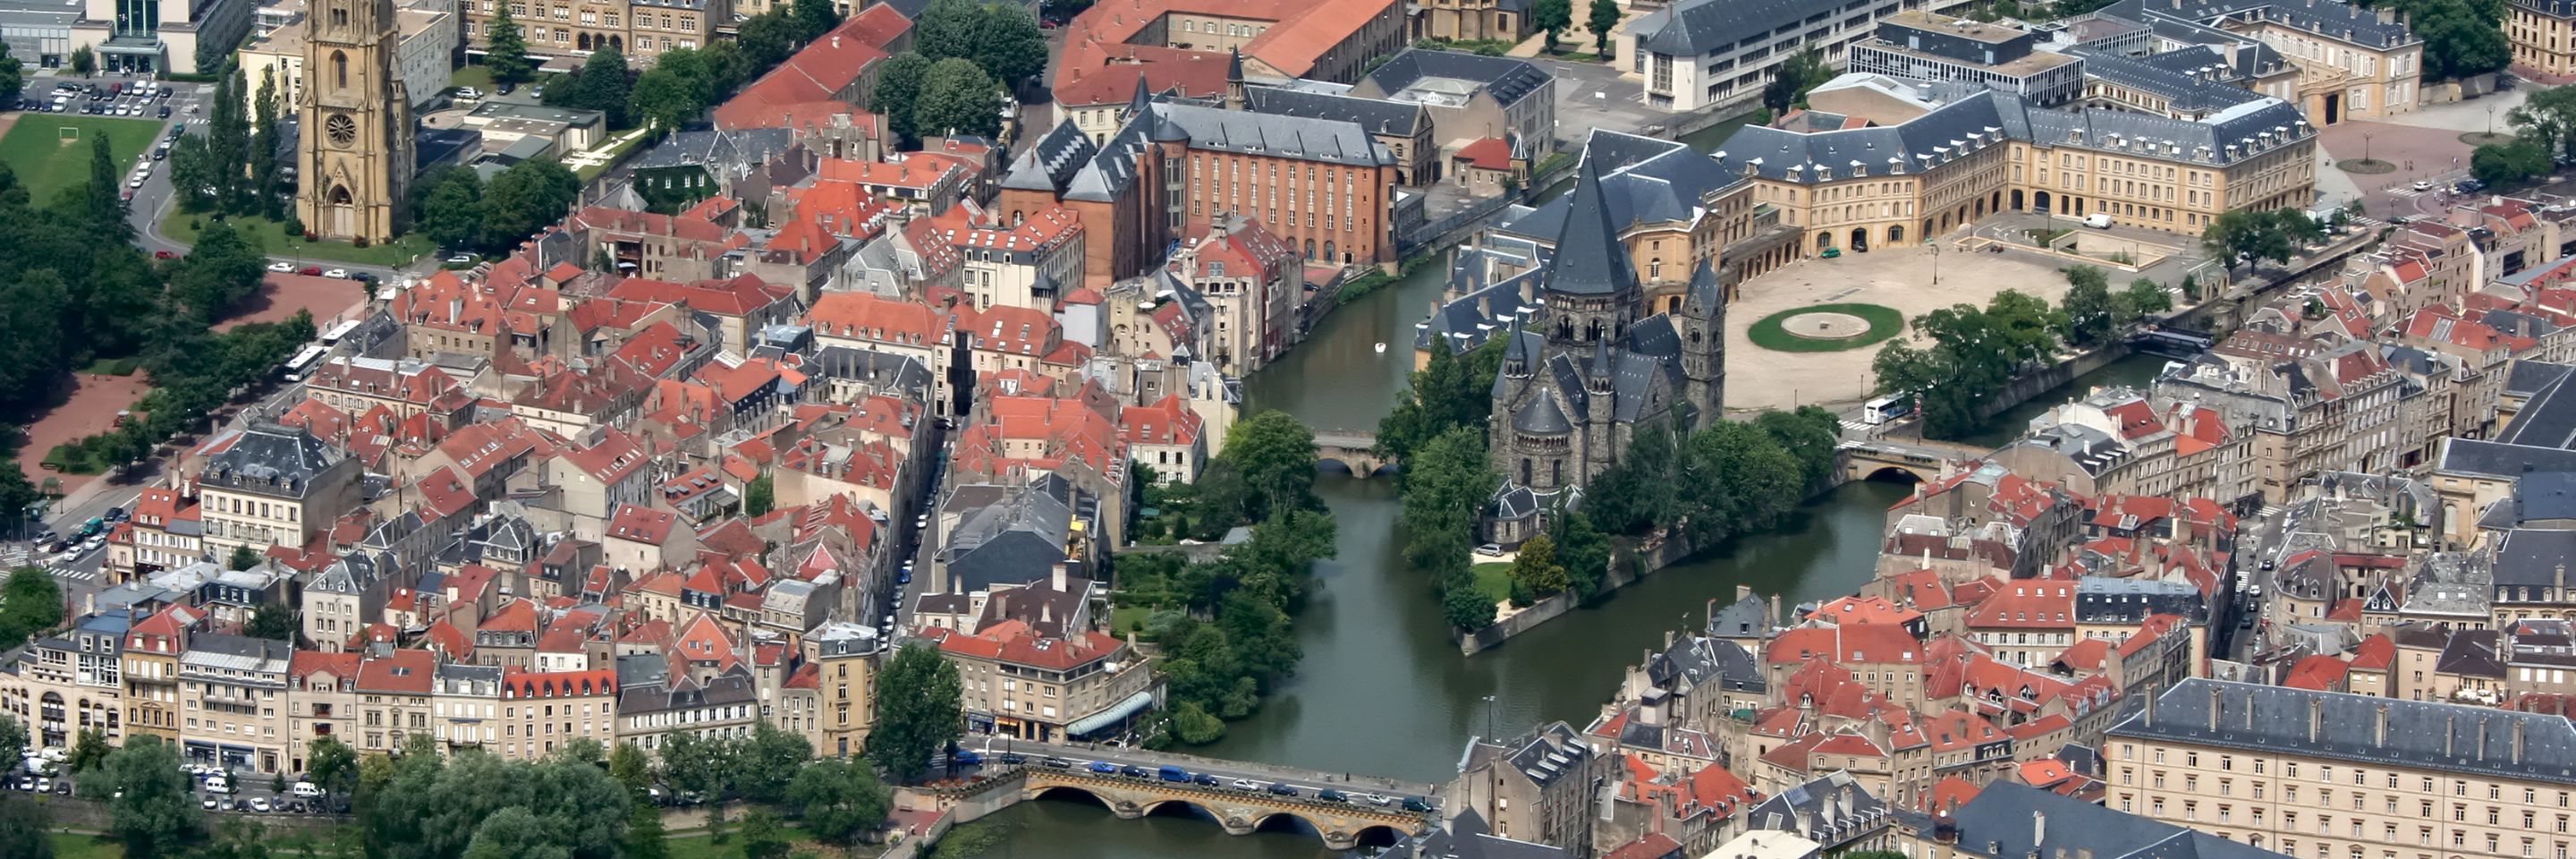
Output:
left=170, top=64, right=289, bottom=228
left=2055, top=265, right=2174, bottom=349
left=867, top=0, right=1046, bottom=147
left=2199, top=208, right=2324, bottom=281
left=1583, top=408, right=1843, bottom=547
left=1870, top=291, right=2064, bottom=440
left=1112, top=411, right=1335, bottom=744
left=2360, top=0, right=2509, bottom=81
left=411, top=159, right=583, bottom=256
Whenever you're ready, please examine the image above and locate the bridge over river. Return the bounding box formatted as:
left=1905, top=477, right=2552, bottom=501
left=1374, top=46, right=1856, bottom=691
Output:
left=929, top=740, right=1436, bottom=850
left=1310, top=430, right=1391, bottom=478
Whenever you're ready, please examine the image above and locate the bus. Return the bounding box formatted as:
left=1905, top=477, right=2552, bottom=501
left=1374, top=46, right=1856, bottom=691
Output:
left=281, top=344, right=328, bottom=382
left=1862, top=394, right=1914, bottom=426
left=318, top=319, right=362, bottom=345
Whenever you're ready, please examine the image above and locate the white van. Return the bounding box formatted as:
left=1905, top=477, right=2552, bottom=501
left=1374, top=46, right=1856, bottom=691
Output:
left=2081, top=213, right=2114, bottom=229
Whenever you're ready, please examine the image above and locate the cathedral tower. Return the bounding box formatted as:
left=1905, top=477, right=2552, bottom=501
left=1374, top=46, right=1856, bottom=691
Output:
left=1539, top=154, right=1640, bottom=358
left=297, top=0, right=412, bottom=244
left=1680, top=259, right=1726, bottom=430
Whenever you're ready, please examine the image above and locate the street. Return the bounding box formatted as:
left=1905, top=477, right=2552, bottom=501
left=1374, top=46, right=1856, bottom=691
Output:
left=945, top=737, right=1439, bottom=811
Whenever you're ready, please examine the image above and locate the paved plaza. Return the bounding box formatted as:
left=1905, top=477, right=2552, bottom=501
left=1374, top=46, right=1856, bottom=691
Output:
left=1724, top=243, right=2080, bottom=413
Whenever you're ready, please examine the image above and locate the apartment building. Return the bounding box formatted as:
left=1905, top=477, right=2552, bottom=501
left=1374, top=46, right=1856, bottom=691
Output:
left=808, top=623, right=877, bottom=758
left=287, top=651, right=360, bottom=773
left=355, top=648, right=437, bottom=753
left=1454, top=722, right=1612, bottom=858
left=121, top=607, right=196, bottom=744
left=2153, top=335, right=2405, bottom=505
left=2511, top=0, right=2576, bottom=78
left=431, top=663, right=504, bottom=753
left=0, top=613, right=131, bottom=748
left=197, top=423, right=362, bottom=557
left=998, top=98, right=1401, bottom=288
left=1622, top=0, right=1978, bottom=112
left=2106, top=679, right=2576, bottom=859
left=920, top=623, right=1159, bottom=744
left=458, top=0, right=716, bottom=64
left=178, top=634, right=293, bottom=774
left=1057, top=0, right=1406, bottom=87
left=1711, top=77, right=2315, bottom=258
left=2097, top=0, right=2421, bottom=126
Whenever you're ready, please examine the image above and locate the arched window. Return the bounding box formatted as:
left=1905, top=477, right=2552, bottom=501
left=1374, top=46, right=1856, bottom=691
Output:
left=332, top=50, right=349, bottom=88
left=1520, top=458, right=1531, bottom=485
left=1551, top=460, right=1562, bottom=486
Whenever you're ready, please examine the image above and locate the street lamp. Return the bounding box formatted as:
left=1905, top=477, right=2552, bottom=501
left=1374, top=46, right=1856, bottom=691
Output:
left=2488, top=105, right=2497, bottom=138
left=1480, top=694, right=1498, bottom=741
left=2362, top=132, right=2375, bottom=165
left=1927, top=239, right=1941, bottom=285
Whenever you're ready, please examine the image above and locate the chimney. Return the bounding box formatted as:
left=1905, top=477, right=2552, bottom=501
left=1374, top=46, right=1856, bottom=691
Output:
left=2032, top=810, right=2047, bottom=846
left=2515, top=719, right=2529, bottom=763
left=2375, top=704, right=2389, bottom=746
left=2209, top=684, right=2223, bottom=731
left=2308, top=695, right=2322, bottom=742
left=2446, top=714, right=2457, bottom=756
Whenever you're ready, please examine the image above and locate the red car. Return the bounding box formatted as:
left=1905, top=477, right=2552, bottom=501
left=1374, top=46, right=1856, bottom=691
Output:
left=298, top=265, right=322, bottom=276
left=154, top=251, right=176, bottom=259
left=1038, top=19, right=1056, bottom=28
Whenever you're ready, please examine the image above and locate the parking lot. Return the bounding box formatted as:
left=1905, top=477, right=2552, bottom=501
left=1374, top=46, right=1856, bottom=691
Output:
left=27, top=79, right=185, bottom=122
left=10, top=748, right=337, bottom=815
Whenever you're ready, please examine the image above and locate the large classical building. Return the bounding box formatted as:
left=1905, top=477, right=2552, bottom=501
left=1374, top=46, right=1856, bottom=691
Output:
left=297, top=0, right=414, bottom=244
left=1482, top=154, right=1725, bottom=542
left=2512, top=0, right=2576, bottom=79
left=2106, top=679, right=2576, bottom=859
left=458, top=0, right=718, bottom=64
left=1713, top=74, right=2316, bottom=255
left=998, top=93, right=1401, bottom=287
left=1619, top=0, right=1979, bottom=112
left=2093, top=0, right=2422, bottom=126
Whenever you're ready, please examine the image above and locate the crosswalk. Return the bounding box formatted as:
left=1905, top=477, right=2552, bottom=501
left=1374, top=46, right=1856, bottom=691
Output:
left=47, top=563, right=97, bottom=582
left=1839, top=420, right=1877, bottom=436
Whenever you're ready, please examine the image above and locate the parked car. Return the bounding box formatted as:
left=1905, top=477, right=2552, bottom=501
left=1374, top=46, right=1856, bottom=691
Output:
left=291, top=781, right=325, bottom=798
left=322, top=268, right=350, bottom=279
left=157, top=106, right=171, bottom=118
left=298, top=266, right=322, bottom=276
left=951, top=749, right=982, bottom=767
left=267, top=261, right=294, bottom=273
left=249, top=797, right=271, bottom=812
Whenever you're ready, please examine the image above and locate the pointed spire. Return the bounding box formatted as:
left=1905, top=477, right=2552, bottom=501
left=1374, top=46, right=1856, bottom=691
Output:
left=1686, top=258, right=1723, bottom=311
left=1129, top=73, right=1154, bottom=117
left=1544, top=153, right=1636, bottom=296
left=1224, top=48, right=1248, bottom=111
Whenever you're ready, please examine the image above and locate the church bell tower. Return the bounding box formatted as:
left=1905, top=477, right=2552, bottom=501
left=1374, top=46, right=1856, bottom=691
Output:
left=297, top=0, right=412, bottom=244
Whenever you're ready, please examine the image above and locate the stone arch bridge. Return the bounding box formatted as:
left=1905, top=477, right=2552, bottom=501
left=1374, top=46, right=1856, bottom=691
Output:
left=1021, top=769, right=1428, bottom=850
left=1313, top=430, right=1394, bottom=478
left=1839, top=438, right=1989, bottom=485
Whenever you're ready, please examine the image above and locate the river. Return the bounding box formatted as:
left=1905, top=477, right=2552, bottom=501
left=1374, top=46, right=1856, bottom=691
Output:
left=953, top=116, right=2132, bottom=858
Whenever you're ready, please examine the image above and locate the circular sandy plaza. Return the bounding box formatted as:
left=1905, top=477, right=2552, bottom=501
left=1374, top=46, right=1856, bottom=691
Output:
left=1723, top=245, right=2077, bottom=413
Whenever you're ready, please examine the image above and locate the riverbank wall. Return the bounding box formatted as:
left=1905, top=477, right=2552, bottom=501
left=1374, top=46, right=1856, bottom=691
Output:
left=1457, top=522, right=1722, bottom=655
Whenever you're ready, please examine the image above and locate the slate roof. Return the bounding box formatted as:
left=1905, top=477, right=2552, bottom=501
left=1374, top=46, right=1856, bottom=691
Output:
left=2100, top=0, right=2417, bottom=48
left=2106, top=678, right=2576, bottom=784
left=201, top=423, right=342, bottom=499
left=2067, top=47, right=2265, bottom=114
left=2076, top=576, right=2206, bottom=624
left=1706, top=89, right=2311, bottom=184
left=1630, top=0, right=1828, bottom=56
left=2436, top=438, right=2576, bottom=477
left=632, top=128, right=797, bottom=172
left=1154, top=100, right=1396, bottom=166
left=1541, top=153, right=1637, bottom=296
left=1647, top=635, right=1767, bottom=696
left=1708, top=591, right=1772, bottom=639
left=1412, top=809, right=1570, bottom=859
left=809, top=346, right=935, bottom=400
left=2494, top=527, right=2576, bottom=590
left=1241, top=86, right=1427, bottom=136
left=2497, top=365, right=2576, bottom=448
left=1362, top=48, right=1553, bottom=108
left=1946, top=782, right=2288, bottom=859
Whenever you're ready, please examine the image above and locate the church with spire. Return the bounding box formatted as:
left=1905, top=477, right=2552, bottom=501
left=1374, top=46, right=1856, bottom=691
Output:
left=1481, top=148, right=1727, bottom=543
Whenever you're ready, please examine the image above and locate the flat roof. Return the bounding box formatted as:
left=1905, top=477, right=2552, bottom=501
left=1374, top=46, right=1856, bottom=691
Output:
left=1860, top=38, right=2081, bottom=76
left=1886, top=10, right=2029, bottom=45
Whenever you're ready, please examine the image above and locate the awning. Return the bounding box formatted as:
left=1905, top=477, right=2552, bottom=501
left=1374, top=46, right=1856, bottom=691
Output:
left=1066, top=691, right=1156, bottom=736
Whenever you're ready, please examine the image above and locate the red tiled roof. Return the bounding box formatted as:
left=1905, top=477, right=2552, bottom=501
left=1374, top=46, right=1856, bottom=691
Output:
left=355, top=649, right=437, bottom=694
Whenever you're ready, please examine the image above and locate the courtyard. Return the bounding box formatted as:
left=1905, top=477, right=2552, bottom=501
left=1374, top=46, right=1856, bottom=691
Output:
left=1724, top=243, right=2080, bottom=413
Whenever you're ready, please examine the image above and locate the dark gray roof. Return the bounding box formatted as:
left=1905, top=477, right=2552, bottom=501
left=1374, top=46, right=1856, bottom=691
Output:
left=1241, top=86, right=1427, bottom=137
left=1361, top=48, right=1553, bottom=108
left=1511, top=387, right=1574, bottom=434
left=2498, top=364, right=2576, bottom=449
left=1414, top=809, right=1569, bottom=859
left=2100, top=0, right=2416, bottom=49
left=1630, top=0, right=1826, bottom=56
left=2508, top=361, right=2576, bottom=399
left=810, top=345, right=935, bottom=400
left=1946, top=782, right=2287, bottom=859
left=2437, top=629, right=2507, bottom=679
left=1152, top=101, right=1396, bottom=167
left=2512, top=472, right=2576, bottom=523
left=1745, top=771, right=1891, bottom=846
left=1707, top=591, right=1770, bottom=639
left=2076, top=576, right=2206, bottom=624
left=2069, top=47, right=2264, bottom=113
left=2436, top=438, right=2576, bottom=478
left=2106, top=678, right=2576, bottom=784
left=2494, top=527, right=2576, bottom=590
left=201, top=423, right=343, bottom=499
left=1707, top=89, right=2311, bottom=184
left=1541, top=153, right=1636, bottom=296
left=1647, top=635, right=1765, bottom=696
left=632, top=128, right=796, bottom=172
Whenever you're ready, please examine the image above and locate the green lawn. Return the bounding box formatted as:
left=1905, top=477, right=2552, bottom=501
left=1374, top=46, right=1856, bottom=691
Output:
left=0, top=115, right=160, bottom=203
left=160, top=209, right=434, bottom=267
left=1745, top=303, right=1906, bottom=353
left=1111, top=605, right=1154, bottom=638
left=1471, top=561, right=1513, bottom=605
left=449, top=64, right=496, bottom=92
left=54, top=831, right=120, bottom=859
left=665, top=824, right=824, bottom=859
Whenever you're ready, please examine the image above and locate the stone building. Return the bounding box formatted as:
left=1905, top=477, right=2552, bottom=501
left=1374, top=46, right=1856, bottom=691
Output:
left=1452, top=721, right=1613, bottom=859
left=197, top=423, right=362, bottom=558
left=297, top=0, right=413, bottom=243
left=1482, top=153, right=1724, bottom=543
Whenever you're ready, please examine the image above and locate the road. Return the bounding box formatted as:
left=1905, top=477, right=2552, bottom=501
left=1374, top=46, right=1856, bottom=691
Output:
left=949, top=738, right=1439, bottom=807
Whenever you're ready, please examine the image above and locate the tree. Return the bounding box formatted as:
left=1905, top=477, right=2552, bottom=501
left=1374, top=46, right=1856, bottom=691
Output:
left=86, top=735, right=199, bottom=859
left=659, top=731, right=738, bottom=832
left=621, top=802, right=670, bottom=859
left=480, top=159, right=580, bottom=252
left=252, top=67, right=283, bottom=218
left=733, top=722, right=812, bottom=804
left=67, top=727, right=113, bottom=773
left=1585, top=0, right=1621, bottom=55
left=462, top=807, right=568, bottom=859
left=414, top=166, right=487, bottom=253
left=787, top=759, right=891, bottom=851
left=228, top=545, right=259, bottom=571
left=2472, top=140, right=2552, bottom=187
left=0, top=566, right=64, bottom=646
left=70, top=45, right=94, bottom=77
left=1753, top=405, right=1843, bottom=489
left=207, top=67, right=251, bottom=217
left=1530, top=0, right=1572, bottom=48
left=971, top=2, right=1048, bottom=86
left=630, top=67, right=701, bottom=134
left=743, top=475, right=775, bottom=516
left=1549, top=511, right=1610, bottom=598
left=1218, top=410, right=1320, bottom=523
left=0, top=716, right=22, bottom=774
left=870, top=53, right=935, bottom=146
left=564, top=47, right=632, bottom=128
left=911, top=57, right=1003, bottom=139
left=2059, top=265, right=2115, bottom=346
left=0, top=43, right=23, bottom=106
left=0, top=794, right=49, bottom=859
left=1377, top=337, right=1504, bottom=467
left=1762, top=47, right=1828, bottom=114
left=913, top=0, right=985, bottom=64
left=2118, top=278, right=2172, bottom=323
left=738, top=12, right=801, bottom=69
left=2406, top=0, right=2509, bottom=81
left=738, top=810, right=789, bottom=859
left=1399, top=426, right=1491, bottom=575
left=0, top=272, right=69, bottom=409
left=792, top=0, right=844, bottom=42
left=607, top=741, right=654, bottom=800
left=245, top=602, right=295, bottom=641
left=485, top=4, right=534, bottom=85
left=869, top=643, right=962, bottom=782
left=1441, top=568, right=1496, bottom=631
left=307, top=736, right=357, bottom=800
left=2513, top=82, right=2576, bottom=160
left=81, top=134, right=127, bottom=235
left=1507, top=533, right=1569, bottom=597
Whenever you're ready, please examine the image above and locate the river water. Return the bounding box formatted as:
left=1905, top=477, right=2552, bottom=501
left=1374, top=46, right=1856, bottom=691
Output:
left=953, top=117, right=2139, bottom=857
